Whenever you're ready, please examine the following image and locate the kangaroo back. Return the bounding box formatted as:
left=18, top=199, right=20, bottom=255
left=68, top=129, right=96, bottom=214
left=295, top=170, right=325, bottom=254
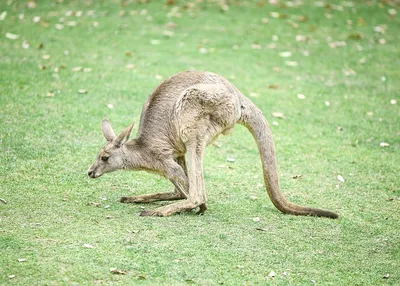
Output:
left=238, top=95, right=338, bottom=219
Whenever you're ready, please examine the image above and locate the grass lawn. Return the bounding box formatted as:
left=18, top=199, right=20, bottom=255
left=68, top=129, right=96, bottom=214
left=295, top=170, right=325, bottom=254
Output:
left=1, top=0, right=399, bottom=285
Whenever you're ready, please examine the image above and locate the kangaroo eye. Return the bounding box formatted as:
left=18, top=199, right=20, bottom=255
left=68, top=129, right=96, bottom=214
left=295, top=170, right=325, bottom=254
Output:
left=101, top=156, right=109, bottom=162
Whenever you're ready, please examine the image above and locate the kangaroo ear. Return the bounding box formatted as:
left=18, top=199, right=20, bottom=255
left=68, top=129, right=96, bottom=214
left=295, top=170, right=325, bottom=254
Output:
left=114, top=122, right=135, bottom=147
left=101, top=119, right=116, bottom=142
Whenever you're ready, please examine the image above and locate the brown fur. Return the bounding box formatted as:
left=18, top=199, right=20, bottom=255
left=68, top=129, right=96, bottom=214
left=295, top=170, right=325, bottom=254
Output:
left=88, top=71, right=338, bottom=219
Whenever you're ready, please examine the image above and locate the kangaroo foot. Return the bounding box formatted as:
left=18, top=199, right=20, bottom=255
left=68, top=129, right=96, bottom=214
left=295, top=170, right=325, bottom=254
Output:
left=120, top=192, right=185, bottom=204
left=139, top=200, right=200, bottom=217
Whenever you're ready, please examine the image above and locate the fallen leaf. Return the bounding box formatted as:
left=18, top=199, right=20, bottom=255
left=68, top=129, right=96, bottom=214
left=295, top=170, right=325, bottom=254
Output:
left=78, top=89, right=87, bottom=94
left=279, top=51, right=292, bottom=57
left=268, top=271, right=276, bottom=277
left=17, top=258, right=26, bottom=262
left=390, top=99, right=396, bottom=105
left=272, top=112, right=285, bottom=119
left=87, top=202, right=101, bottom=207
left=297, top=93, right=305, bottom=99
left=110, top=268, right=128, bottom=275
left=83, top=243, right=94, bottom=249
left=252, top=217, right=261, bottom=222
left=22, top=40, right=30, bottom=49
left=378, top=38, right=386, bottom=45
left=155, top=75, right=163, bottom=80
left=272, top=121, right=279, bottom=126
left=285, top=61, right=298, bottom=67
left=47, top=92, right=55, bottom=97
left=249, top=92, right=259, bottom=97
left=251, top=44, right=262, bottom=49
left=8, top=275, right=15, bottom=279
left=42, top=54, right=50, bottom=59
left=0, top=11, right=7, bottom=21
left=268, top=84, right=279, bottom=89
left=380, top=142, right=390, bottom=147
left=83, top=68, right=92, bottom=73
left=55, top=23, right=64, bottom=30
left=256, top=228, right=268, bottom=232
left=337, top=175, right=345, bottom=183
left=388, top=8, right=397, bottom=16
left=150, top=39, right=160, bottom=45
left=0, top=198, right=7, bottom=204
left=72, top=66, right=82, bottom=72
left=66, top=21, right=77, bottom=27
left=33, top=16, right=40, bottom=23
left=226, top=157, right=235, bottom=163
left=348, top=33, right=362, bottom=40
left=325, top=101, right=331, bottom=106
left=296, top=35, right=306, bottom=42
left=126, top=64, right=135, bottom=69
left=5, top=32, right=19, bottom=40
left=107, top=104, right=114, bottom=109
left=163, top=30, right=174, bottom=37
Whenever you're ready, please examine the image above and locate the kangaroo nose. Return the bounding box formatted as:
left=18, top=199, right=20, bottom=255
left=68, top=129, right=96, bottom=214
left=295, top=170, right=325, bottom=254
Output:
left=88, top=170, right=94, bottom=178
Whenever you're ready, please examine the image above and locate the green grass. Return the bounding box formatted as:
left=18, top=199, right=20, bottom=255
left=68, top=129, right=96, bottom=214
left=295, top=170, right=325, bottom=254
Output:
left=1, top=0, right=399, bottom=285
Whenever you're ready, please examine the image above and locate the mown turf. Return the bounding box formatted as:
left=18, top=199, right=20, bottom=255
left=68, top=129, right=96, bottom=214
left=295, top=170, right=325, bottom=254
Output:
left=0, top=0, right=399, bottom=285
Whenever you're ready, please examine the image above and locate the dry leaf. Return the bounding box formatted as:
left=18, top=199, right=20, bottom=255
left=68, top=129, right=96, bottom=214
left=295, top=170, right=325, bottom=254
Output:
left=33, top=16, right=40, bottom=23
left=337, top=175, right=345, bottom=183
left=42, top=54, right=50, bottom=59
left=110, top=268, right=128, bottom=275
left=390, top=99, right=396, bottom=105
left=285, top=61, right=298, bottom=67
left=83, top=68, right=92, bottom=73
left=83, top=243, right=94, bottom=249
left=150, top=39, right=160, bottom=45
left=279, top=51, right=292, bottom=57
left=18, top=258, right=26, bottom=262
left=8, top=275, right=15, bottom=279
left=297, top=93, right=305, bottom=99
left=268, top=271, right=276, bottom=277
left=107, top=103, right=114, bottom=109
left=155, top=75, right=163, bottom=80
left=252, top=217, right=261, bottom=222
left=249, top=92, right=259, bottom=97
left=72, top=66, right=82, bottom=72
left=87, top=202, right=101, bottom=207
left=272, top=121, right=279, bottom=126
left=0, top=11, right=7, bottom=21
left=226, top=157, right=235, bottom=163
left=0, top=198, right=7, bottom=204
left=22, top=41, right=30, bottom=49
left=272, top=112, right=285, bottom=119
left=163, top=30, right=174, bottom=37
left=55, top=23, right=64, bottom=30
left=251, top=44, right=262, bottom=49
left=5, top=33, right=19, bottom=40
left=126, top=64, right=135, bottom=69
left=268, top=84, right=279, bottom=89
left=78, top=89, right=87, bottom=94
left=380, top=142, right=390, bottom=147
left=325, top=101, right=330, bottom=106
left=348, top=33, right=362, bottom=40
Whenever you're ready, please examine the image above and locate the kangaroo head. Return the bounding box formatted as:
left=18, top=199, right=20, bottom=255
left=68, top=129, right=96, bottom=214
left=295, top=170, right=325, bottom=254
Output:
left=88, top=119, right=134, bottom=178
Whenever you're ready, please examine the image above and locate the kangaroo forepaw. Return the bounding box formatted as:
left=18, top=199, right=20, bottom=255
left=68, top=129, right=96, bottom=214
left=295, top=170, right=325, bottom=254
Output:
left=196, top=203, right=207, bottom=215
left=139, top=210, right=164, bottom=217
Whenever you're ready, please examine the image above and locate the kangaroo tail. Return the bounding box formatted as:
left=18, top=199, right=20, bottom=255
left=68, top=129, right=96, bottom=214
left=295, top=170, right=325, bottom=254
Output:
left=238, top=96, right=338, bottom=219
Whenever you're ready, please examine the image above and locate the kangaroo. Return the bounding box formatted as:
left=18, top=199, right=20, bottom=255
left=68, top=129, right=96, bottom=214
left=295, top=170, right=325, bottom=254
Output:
left=87, top=71, right=338, bottom=219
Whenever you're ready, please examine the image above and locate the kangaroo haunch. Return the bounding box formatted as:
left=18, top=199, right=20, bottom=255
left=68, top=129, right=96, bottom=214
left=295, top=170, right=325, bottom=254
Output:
left=88, top=71, right=339, bottom=219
